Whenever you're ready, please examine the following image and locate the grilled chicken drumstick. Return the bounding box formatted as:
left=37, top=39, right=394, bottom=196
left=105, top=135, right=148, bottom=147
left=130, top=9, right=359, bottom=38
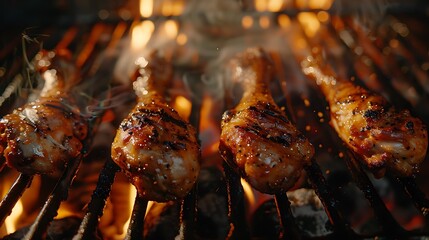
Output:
left=0, top=50, right=88, bottom=177
left=111, top=54, right=200, bottom=202
left=301, top=53, right=428, bottom=177
left=219, top=48, right=314, bottom=194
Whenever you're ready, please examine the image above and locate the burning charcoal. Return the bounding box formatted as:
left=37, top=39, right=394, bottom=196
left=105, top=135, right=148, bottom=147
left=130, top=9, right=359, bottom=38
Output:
left=144, top=167, right=229, bottom=240
left=2, top=217, right=101, bottom=240
left=251, top=188, right=332, bottom=238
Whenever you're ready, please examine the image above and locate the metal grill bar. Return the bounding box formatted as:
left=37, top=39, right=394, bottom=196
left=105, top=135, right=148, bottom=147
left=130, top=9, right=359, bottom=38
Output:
left=304, top=160, right=357, bottom=238
left=345, top=152, right=407, bottom=237
left=274, top=192, right=301, bottom=240
left=23, top=154, right=83, bottom=240
left=223, top=162, right=250, bottom=239
left=124, top=195, right=148, bottom=240
left=73, top=159, right=120, bottom=240
left=0, top=174, right=33, bottom=226
left=270, top=51, right=356, bottom=238
left=0, top=10, right=429, bottom=239
left=291, top=15, right=423, bottom=238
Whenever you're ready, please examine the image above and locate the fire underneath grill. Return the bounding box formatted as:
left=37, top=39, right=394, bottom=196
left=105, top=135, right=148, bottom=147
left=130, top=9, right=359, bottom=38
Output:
left=1, top=2, right=429, bottom=239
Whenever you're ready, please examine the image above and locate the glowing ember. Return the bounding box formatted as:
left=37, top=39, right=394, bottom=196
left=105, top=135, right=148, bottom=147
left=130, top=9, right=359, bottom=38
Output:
left=267, top=0, right=284, bottom=12
left=297, top=12, right=321, bottom=38
left=176, top=33, right=188, bottom=46
left=278, top=14, right=291, bottom=29
left=317, top=11, right=330, bottom=23
left=161, top=1, right=174, bottom=16
left=255, top=0, right=268, bottom=12
left=131, top=20, right=155, bottom=51
left=259, top=16, right=271, bottom=29
left=171, top=0, right=185, bottom=16
left=242, top=16, right=254, bottom=29
left=163, top=20, right=179, bottom=39
left=308, top=0, right=334, bottom=10
left=139, top=0, right=153, bottom=18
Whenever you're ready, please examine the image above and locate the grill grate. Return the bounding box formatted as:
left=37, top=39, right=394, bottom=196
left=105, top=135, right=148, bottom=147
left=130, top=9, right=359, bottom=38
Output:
left=0, top=8, right=429, bottom=239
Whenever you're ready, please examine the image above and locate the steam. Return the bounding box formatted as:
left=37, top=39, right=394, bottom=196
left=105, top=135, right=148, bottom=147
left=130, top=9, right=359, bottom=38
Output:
left=330, top=0, right=391, bottom=30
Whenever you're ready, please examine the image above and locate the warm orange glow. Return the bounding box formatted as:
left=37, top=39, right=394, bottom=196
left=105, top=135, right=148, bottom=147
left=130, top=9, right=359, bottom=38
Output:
left=242, top=16, right=254, bottom=29
left=296, top=37, right=308, bottom=49
left=295, top=0, right=308, bottom=9
left=267, top=0, right=284, bottom=12
left=176, top=33, right=188, bottom=45
left=259, top=16, right=271, bottom=29
left=4, top=200, right=23, bottom=234
left=140, top=0, right=153, bottom=18
left=309, top=0, right=333, bottom=10
left=278, top=14, right=291, bottom=29
left=162, top=0, right=174, bottom=16
left=173, top=96, right=192, bottom=120
left=241, top=178, right=256, bottom=208
left=200, top=95, right=220, bottom=156
left=317, top=11, right=330, bottom=23
left=255, top=0, right=267, bottom=11
left=164, top=20, right=179, bottom=39
left=297, top=12, right=321, bottom=37
left=146, top=201, right=154, bottom=216
left=172, top=0, right=185, bottom=16
left=120, top=185, right=137, bottom=238
left=131, top=20, right=155, bottom=50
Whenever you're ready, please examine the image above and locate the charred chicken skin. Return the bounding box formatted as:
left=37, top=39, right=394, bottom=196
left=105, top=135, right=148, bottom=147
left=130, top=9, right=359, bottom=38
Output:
left=0, top=50, right=88, bottom=177
left=219, top=48, right=314, bottom=194
left=111, top=55, right=200, bottom=202
left=301, top=55, right=428, bottom=177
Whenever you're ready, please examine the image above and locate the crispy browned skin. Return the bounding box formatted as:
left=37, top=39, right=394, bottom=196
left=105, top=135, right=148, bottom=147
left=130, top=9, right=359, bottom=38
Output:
left=0, top=50, right=88, bottom=177
left=111, top=55, right=200, bottom=202
left=301, top=55, right=428, bottom=177
left=219, top=48, right=314, bottom=194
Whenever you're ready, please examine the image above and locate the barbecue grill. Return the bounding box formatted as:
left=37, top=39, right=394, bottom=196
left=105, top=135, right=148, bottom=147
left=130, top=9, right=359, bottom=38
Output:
left=1, top=0, right=429, bottom=239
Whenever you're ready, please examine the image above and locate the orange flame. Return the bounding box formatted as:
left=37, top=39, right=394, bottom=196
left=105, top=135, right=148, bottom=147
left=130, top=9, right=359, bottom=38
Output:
left=200, top=95, right=220, bottom=156
left=4, top=200, right=23, bottom=234
left=120, top=185, right=137, bottom=238
left=241, top=178, right=255, bottom=208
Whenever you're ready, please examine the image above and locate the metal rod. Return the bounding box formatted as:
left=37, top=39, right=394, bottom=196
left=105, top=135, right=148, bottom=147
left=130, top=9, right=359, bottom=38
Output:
left=177, top=72, right=202, bottom=239
left=223, top=162, right=250, bottom=240
left=305, top=160, right=357, bottom=238
left=72, top=158, right=120, bottom=240
left=124, top=195, right=148, bottom=240
left=328, top=17, right=414, bottom=111
left=274, top=192, right=301, bottom=240
left=394, top=176, right=429, bottom=217
left=23, top=154, right=83, bottom=240
left=345, top=152, right=407, bottom=238
left=0, top=174, right=33, bottom=226
left=343, top=17, right=428, bottom=101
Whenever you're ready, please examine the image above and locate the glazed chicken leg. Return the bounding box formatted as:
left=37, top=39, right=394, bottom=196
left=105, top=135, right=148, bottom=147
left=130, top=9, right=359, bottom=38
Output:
left=301, top=54, right=428, bottom=177
left=0, top=50, right=88, bottom=177
left=219, top=48, right=314, bottom=194
left=111, top=54, right=200, bottom=202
